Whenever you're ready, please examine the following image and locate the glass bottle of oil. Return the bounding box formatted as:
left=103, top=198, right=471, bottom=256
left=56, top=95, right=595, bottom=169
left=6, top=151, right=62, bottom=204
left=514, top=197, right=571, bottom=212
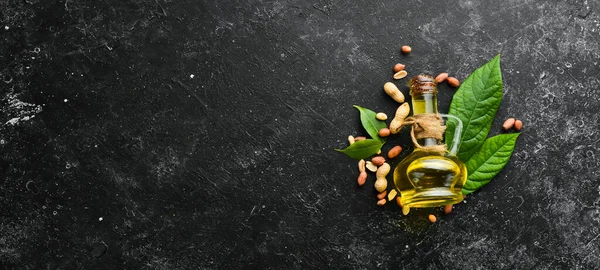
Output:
left=393, top=75, right=467, bottom=208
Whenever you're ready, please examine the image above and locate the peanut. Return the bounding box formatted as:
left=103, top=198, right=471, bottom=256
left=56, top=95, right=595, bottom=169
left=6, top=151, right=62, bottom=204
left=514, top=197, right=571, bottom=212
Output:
left=377, top=190, right=387, bottom=200
left=374, top=163, right=390, bottom=192
left=374, top=178, right=387, bottom=193
left=375, top=112, right=388, bottom=121
left=383, top=82, right=405, bottom=103
left=402, top=205, right=410, bottom=215
left=389, top=102, right=410, bottom=134
left=348, top=135, right=355, bottom=145
left=377, top=198, right=387, bottom=206
left=502, top=118, right=516, bottom=130
left=358, top=159, right=366, bottom=173
left=428, top=214, right=437, bottom=223
left=371, top=156, right=386, bottom=167
left=376, top=163, right=390, bottom=178
left=396, top=197, right=403, bottom=207
left=447, top=77, right=460, bottom=87
left=393, top=70, right=408, bottom=80
left=401, top=45, right=412, bottom=53
left=357, top=171, right=367, bottom=186
left=514, top=119, right=523, bottom=131
left=365, top=161, right=378, bottom=172
left=435, top=72, right=449, bottom=83
left=378, top=128, right=390, bottom=137
left=354, top=136, right=367, bottom=141
left=387, top=145, right=402, bottom=159
left=444, top=204, right=453, bottom=215
left=387, top=189, right=397, bottom=201
left=393, top=63, right=405, bottom=72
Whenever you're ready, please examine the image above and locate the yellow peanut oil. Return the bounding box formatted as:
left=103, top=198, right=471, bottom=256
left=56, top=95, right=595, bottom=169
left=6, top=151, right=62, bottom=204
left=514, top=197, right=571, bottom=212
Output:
left=393, top=150, right=466, bottom=208
left=393, top=75, right=467, bottom=208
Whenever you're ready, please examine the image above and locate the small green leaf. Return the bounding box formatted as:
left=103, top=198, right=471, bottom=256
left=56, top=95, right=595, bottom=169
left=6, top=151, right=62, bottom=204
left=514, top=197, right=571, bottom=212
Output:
left=353, top=105, right=387, bottom=141
left=446, top=55, right=503, bottom=162
left=335, top=139, right=383, bottom=160
left=462, top=133, right=519, bottom=195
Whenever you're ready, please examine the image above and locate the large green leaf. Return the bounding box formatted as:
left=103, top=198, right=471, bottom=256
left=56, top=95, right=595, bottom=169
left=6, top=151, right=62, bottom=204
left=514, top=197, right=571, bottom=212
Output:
left=335, top=139, right=383, bottom=160
left=353, top=105, right=387, bottom=142
left=462, top=133, right=519, bottom=195
left=446, top=55, right=503, bottom=162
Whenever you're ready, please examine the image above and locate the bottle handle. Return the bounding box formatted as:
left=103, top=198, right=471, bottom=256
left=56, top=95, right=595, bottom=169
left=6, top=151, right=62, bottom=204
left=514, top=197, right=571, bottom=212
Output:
left=438, top=114, right=463, bottom=156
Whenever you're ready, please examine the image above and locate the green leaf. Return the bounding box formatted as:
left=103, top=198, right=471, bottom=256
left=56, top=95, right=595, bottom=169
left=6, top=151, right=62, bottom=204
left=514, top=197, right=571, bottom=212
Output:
left=353, top=105, right=387, bottom=141
left=462, top=133, right=519, bottom=195
left=335, top=139, right=383, bottom=160
left=446, top=55, right=503, bottom=162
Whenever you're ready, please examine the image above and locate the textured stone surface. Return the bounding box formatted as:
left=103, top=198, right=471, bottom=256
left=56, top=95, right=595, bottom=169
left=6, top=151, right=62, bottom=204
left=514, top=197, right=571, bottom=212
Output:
left=1, top=0, right=599, bottom=268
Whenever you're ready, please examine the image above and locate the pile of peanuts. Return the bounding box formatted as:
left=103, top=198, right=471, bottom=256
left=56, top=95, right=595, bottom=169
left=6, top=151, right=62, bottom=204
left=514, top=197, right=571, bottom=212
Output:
left=350, top=97, right=407, bottom=208
left=347, top=45, right=470, bottom=223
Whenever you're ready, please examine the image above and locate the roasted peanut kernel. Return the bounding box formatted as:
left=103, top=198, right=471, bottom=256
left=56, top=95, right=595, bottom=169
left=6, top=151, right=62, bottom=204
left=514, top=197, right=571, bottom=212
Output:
left=387, top=145, right=403, bottom=159
left=393, top=70, right=408, bottom=80
left=444, top=204, right=453, bottom=215
left=358, top=159, right=366, bottom=173
left=376, top=112, right=388, bottom=121
left=348, top=135, right=355, bottom=145
left=393, top=63, right=405, bottom=73
left=503, top=118, right=516, bottom=130
left=365, top=161, right=378, bottom=172
left=435, top=73, right=449, bottom=83
left=428, top=214, right=437, bottom=223
left=378, top=128, right=391, bottom=137
left=447, top=77, right=460, bottom=87
left=514, top=119, right=523, bottom=131
left=371, top=156, right=385, bottom=167
left=357, top=171, right=367, bottom=186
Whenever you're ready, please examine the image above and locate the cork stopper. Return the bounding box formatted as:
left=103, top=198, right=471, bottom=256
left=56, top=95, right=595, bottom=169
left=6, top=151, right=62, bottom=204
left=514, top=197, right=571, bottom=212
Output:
left=408, top=74, right=438, bottom=96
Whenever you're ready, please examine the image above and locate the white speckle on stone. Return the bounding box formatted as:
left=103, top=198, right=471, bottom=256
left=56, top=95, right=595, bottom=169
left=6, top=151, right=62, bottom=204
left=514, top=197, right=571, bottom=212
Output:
left=4, top=26, right=8, bottom=30
left=64, top=99, right=68, bottom=103
left=5, top=118, right=19, bottom=126
left=99, top=217, right=103, bottom=221
left=190, top=74, right=195, bottom=79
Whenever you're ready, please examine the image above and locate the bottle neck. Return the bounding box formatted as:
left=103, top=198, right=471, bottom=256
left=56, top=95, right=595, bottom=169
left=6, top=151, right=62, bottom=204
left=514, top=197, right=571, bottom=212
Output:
left=411, top=93, right=439, bottom=146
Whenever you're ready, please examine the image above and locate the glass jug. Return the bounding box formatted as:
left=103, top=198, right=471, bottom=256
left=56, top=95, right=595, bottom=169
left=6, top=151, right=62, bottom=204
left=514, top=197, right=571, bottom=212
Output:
left=393, top=75, right=467, bottom=208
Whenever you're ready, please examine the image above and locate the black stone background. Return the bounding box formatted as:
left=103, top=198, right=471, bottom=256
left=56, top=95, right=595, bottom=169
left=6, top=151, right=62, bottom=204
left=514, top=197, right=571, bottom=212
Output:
left=1, top=0, right=600, bottom=269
